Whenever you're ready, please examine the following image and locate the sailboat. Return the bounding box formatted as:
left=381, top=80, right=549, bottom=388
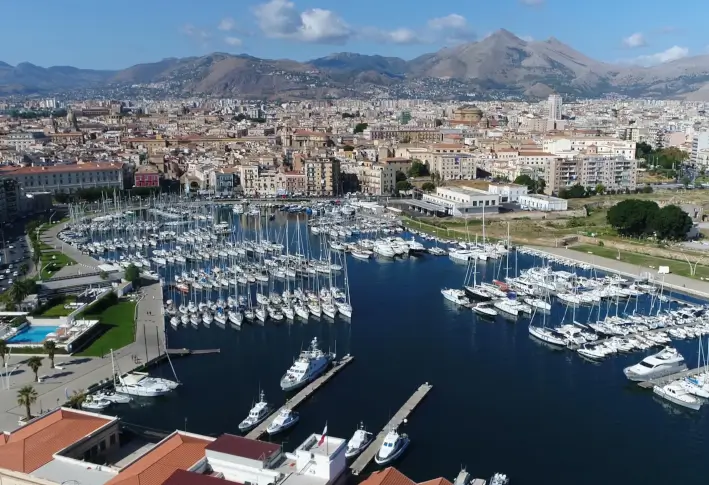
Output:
left=111, top=349, right=179, bottom=397
left=528, top=300, right=566, bottom=347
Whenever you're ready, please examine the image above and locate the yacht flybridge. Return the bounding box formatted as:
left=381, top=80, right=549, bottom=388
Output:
left=280, top=337, right=335, bottom=391
left=623, top=347, right=687, bottom=381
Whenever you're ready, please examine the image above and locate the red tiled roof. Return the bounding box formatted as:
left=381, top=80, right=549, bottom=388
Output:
left=3, top=162, right=124, bottom=175
left=419, top=479, right=453, bottom=485
left=206, top=434, right=280, bottom=461
left=106, top=432, right=212, bottom=485
left=361, top=467, right=416, bottom=485
left=163, top=469, right=240, bottom=485
left=0, top=408, right=115, bottom=473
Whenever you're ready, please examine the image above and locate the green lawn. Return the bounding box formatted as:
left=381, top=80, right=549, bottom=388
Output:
left=40, top=251, right=75, bottom=279
left=39, top=296, right=76, bottom=317
left=570, top=244, right=709, bottom=280
left=76, top=301, right=137, bottom=357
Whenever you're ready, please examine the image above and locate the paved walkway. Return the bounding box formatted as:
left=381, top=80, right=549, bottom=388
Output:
left=0, top=282, right=166, bottom=431
left=39, top=222, right=101, bottom=278
left=532, top=245, right=709, bottom=299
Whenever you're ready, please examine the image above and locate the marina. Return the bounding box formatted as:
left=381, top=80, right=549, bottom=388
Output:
left=350, top=383, right=433, bottom=475
left=246, top=355, right=354, bottom=439
left=31, top=198, right=709, bottom=485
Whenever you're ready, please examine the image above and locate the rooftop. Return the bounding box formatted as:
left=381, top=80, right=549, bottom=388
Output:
left=104, top=432, right=213, bottom=485
left=163, top=469, right=238, bottom=485
left=297, top=434, right=345, bottom=457
left=205, top=434, right=280, bottom=461
left=0, top=408, right=117, bottom=473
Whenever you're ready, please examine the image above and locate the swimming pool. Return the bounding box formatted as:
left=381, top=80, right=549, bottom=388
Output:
left=8, top=326, right=59, bottom=344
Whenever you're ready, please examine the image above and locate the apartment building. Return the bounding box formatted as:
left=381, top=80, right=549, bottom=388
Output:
left=429, top=153, right=478, bottom=180
left=1, top=132, right=47, bottom=150
left=305, top=159, right=341, bottom=196
left=366, top=128, right=443, bottom=143
left=0, top=162, right=125, bottom=194
left=543, top=137, right=636, bottom=159
left=238, top=164, right=260, bottom=196
left=546, top=156, right=637, bottom=193
left=691, top=131, right=709, bottom=166
left=210, top=168, right=238, bottom=193
left=347, top=162, right=397, bottom=196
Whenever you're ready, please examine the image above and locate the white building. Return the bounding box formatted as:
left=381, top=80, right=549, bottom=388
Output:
left=547, top=94, right=562, bottom=121
left=422, top=186, right=499, bottom=216
left=691, top=131, right=709, bottom=166
left=518, top=194, right=568, bottom=211
left=1, top=162, right=125, bottom=194
left=487, top=183, right=528, bottom=203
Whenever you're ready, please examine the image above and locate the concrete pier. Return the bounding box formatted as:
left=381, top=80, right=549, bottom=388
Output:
left=246, top=355, right=354, bottom=439
left=637, top=367, right=705, bottom=389
left=350, top=382, right=433, bottom=476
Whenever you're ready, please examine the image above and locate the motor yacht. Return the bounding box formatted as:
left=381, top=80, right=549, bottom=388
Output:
left=653, top=382, right=702, bottom=410
left=238, top=391, right=271, bottom=432
left=623, top=347, right=687, bottom=381
left=93, top=390, right=131, bottom=404
left=374, top=428, right=409, bottom=465
left=115, top=372, right=179, bottom=397
left=441, top=288, right=469, bottom=306
left=345, top=422, right=374, bottom=458
left=280, top=337, right=335, bottom=391
left=472, top=302, right=497, bottom=318
left=81, top=396, right=112, bottom=411
left=266, top=408, right=299, bottom=435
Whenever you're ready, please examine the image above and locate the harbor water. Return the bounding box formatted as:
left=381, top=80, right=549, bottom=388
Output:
left=91, top=210, right=709, bottom=485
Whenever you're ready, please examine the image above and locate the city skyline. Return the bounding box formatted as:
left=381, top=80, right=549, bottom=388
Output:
left=0, top=0, right=702, bottom=70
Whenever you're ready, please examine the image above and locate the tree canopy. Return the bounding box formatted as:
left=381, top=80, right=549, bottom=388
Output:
left=421, top=182, right=436, bottom=192
left=353, top=122, right=368, bottom=134
left=513, top=175, right=545, bottom=194
left=395, top=171, right=408, bottom=183
left=125, top=264, right=140, bottom=285
left=607, top=200, right=692, bottom=240
left=396, top=180, right=412, bottom=193
left=558, top=184, right=587, bottom=199
left=408, top=160, right=430, bottom=178
left=636, top=142, right=689, bottom=169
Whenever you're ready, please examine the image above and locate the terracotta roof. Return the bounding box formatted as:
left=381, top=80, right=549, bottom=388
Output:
left=106, top=432, right=212, bottom=485
left=3, top=162, right=124, bottom=175
left=419, top=479, right=453, bottom=485
left=0, top=408, right=115, bottom=473
left=206, top=434, right=280, bottom=461
left=163, top=469, right=239, bottom=485
left=518, top=151, right=555, bottom=157
left=361, top=467, right=416, bottom=485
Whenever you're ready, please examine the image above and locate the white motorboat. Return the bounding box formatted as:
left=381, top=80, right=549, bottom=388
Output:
left=81, top=396, right=112, bottom=411
left=623, top=347, right=687, bottom=382
left=345, top=422, right=374, bottom=458
left=441, top=288, right=469, bottom=306
left=524, top=298, right=552, bottom=311
left=280, top=337, right=335, bottom=391
left=680, top=375, right=709, bottom=398
left=351, top=250, right=372, bottom=260
left=653, top=382, right=702, bottom=410
left=374, top=428, right=409, bottom=465
left=238, top=390, right=272, bottom=432
left=115, top=372, right=178, bottom=397
left=266, top=408, right=299, bottom=435
left=93, top=390, right=131, bottom=404
left=472, top=302, right=497, bottom=317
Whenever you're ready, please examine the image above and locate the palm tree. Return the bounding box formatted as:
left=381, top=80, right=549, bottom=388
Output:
left=0, top=339, right=7, bottom=367
left=19, top=263, right=28, bottom=276
left=44, top=341, right=56, bottom=368
left=66, top=389, right=86, bottom=409
left=17, top=385, right=37, bottom=420
left=26, top=356, right=43, bottom=382
left=7, top=281, right=28, bottom=305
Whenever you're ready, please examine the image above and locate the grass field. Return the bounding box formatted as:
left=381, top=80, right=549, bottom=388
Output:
left=39, top=296, right=77, bottom=317
left=76, top=301, right=137, bottom=357
left=569, top=244, right=709, bottom=280
left=40, top=251, right=75, bottom=279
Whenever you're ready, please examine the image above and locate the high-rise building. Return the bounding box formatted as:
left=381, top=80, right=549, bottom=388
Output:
left=691, top=131, right=709, bottom=166
left=547, top=94, right=563, bottom=121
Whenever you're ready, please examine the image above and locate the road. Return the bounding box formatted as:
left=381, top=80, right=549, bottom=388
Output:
left=39, top=222, right=102, bottom=278
left=0, top=281, right=166, bottom=431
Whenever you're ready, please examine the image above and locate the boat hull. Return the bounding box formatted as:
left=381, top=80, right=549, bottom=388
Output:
left=374, top=438, right=409, bottom=465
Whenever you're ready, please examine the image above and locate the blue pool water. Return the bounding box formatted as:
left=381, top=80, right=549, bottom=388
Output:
left=8, top=326, right=59, bottom=344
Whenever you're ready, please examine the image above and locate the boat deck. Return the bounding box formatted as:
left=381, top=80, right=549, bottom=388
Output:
left=245, top=355, right=354, bottom=439
left=350, top=383, right=433, bottom=476
left=637, top=366, right=705, bottom=388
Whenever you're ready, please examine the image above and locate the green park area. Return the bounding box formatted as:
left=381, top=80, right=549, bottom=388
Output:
left=39, top=248, right=75, bottom=279
left=76, top=295, right=137, bottom=357
left=38, top=295, right=77, bottom=317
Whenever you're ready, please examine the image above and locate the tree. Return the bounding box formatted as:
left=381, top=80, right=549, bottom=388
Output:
left=514, top=174, right=545, bottom=194
left=559, top=184, right=587, bottom=199
left=343, top=145, right=354, bottom=152
left=19, top=263, right=28, bottom=276
left=44, top=341, right=56, bottom=369
left=421, top=182, right=436, bottom=192
left=641, top=184, right=654, bottom=194
left=353, top=122, right=368, bottom=134
left=681, top=176, right=691, bottom=188
left=396, top=180, right=413, bottom=193
left=595, top=183, right=606, bottom=195
left=26, top=356, right=43, bottom=382
left=100, top=271, right=108, bottom=280
left=7, top=281, right=28, bottom=305
left=607, top=199, right=660, bottom=237
left=635, top=141, right=654, bottom=160
left=66, top=389, right=86, bottom=409
left=395, top=171, right=408, bottom=183
left=652, top=205, right=693, bottom=241
left=408, top=160, right=430, bottom=178
left=124, top=264, right=140, bottom=285
left=0, top=339, right=7, bottom=367
left=17, top=385, right=37, bottom=420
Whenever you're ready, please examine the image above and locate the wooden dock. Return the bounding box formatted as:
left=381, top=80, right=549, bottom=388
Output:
left=246, top=355, right=354, bottom=439
left=638, top=366, right=705, bottom=388
left=350, top=383, right=433, bottom=476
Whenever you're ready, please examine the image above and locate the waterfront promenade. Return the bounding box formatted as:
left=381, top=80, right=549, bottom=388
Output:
left=39, top=222, right=102, bottom=278
left=531, top=245, right=709, bottom=299
left=0, top=281, right=165, bottom=431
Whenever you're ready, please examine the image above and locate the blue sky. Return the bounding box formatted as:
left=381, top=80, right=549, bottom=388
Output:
left=0, top=0, right=703, bottom=69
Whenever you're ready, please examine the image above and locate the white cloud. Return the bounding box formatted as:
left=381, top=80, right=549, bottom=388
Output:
left=365, top=13, right=475, bottom=45
left=622, top=32, right=646, bottom=48
left=520, top=0, right=544, bottom=6
left=632, top=46, right=688, bottom=65
left=427, top=14, right=475, bottom=43
left=218, top=17, right=236, bottom=32
left=180, top=24, right=210, bottom=40
left=252, top=0, right=352, bottom=44
left=224, top=36, right=242, bottom=46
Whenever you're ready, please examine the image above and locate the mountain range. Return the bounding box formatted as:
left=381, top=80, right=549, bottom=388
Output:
left=4, top=29, right=709, bottom=100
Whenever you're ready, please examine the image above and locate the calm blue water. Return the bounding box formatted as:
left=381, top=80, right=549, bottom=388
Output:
left=100, top=211, right=709, bottom=485
left=9, top=326, right=59, bottom=344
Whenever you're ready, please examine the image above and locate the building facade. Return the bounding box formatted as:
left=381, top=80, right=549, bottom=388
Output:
left=422, top=186, right=499, bottom=216
left=1, top=163, right=125, bottom=194
left=134, top=165, right=160, bottom=188
left=305, top=159, right=341, bottom=197
left=519, top=194, right=568, bottom=211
